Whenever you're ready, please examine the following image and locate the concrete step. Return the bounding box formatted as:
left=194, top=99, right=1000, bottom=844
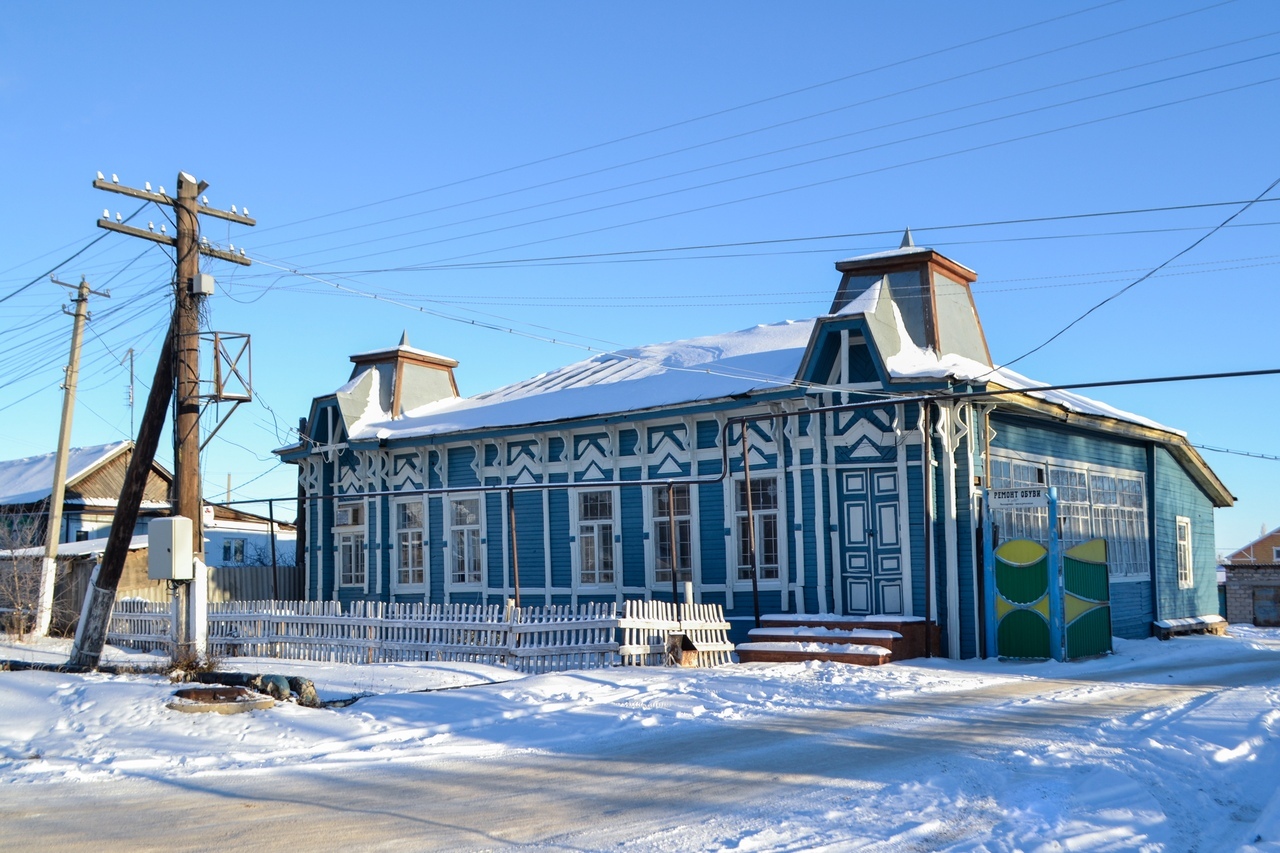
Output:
left=736, top=641, right=890, bottom=667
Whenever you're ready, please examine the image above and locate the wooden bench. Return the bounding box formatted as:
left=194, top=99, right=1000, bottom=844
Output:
left=1153, top=615, right=1227, bottom=640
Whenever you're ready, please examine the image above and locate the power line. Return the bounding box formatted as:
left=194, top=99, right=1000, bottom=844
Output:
left=304, top=198, right=1280, bottom=275
left=997, top=175, right=1280, bottom=370
left=306, top=73, right=1280, bottom=272
left=244, top=0, right=1133, bottom=241
left=0, top=203, right=149, bottom=304
left=250, top=13, right=1272, bottom=258
left=278, top=50, right=1280, bottom=268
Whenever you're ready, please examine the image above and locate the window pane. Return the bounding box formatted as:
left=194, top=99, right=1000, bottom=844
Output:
left=653, top=484, right=690, bottom=516
left=398, top=502, right=422, bottom=530
left=736, top=478, right=779, bottom=511
left=580, top=491, right=612, bottom=521
left=452, top=498, right=479, bottom=527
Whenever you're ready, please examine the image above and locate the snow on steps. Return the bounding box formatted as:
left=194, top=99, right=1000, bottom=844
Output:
left=736, top=641, right=891, bottom=667
left=746, top=626, right=902, bottom=657
left=755, top=614, right=939, bottom=661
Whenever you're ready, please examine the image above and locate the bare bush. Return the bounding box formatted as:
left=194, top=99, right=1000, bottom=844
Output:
left=0, top=506, right=45, bottom=639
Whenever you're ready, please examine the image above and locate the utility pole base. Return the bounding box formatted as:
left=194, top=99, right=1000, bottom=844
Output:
left=69, top=574, right=117, bottom=670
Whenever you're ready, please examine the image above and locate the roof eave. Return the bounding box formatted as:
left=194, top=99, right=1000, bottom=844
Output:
left=991, top=391, right=1234, bottom=508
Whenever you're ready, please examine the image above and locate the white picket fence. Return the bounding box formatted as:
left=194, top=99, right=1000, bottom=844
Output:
left=107, top=598, right=176, bottom=655
left=168, top=598, right=735, bottom=673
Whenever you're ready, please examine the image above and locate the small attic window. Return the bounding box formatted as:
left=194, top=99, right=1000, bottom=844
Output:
left=847, top=340, right=877, bottom=383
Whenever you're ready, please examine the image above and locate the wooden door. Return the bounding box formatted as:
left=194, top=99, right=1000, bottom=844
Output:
left=838, top=467, right=903, bottom=616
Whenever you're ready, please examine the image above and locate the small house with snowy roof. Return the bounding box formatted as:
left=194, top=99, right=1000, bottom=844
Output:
left=0, top=441, right=172, bottom=545
left=277, top=236, right=1231, bottom=657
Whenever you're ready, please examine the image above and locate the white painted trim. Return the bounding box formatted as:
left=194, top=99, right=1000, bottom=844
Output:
left=1175, top=515, right=1194, bottom=589
left=840, top=329, right=849, bottom=385
left=938, top=404, right=962, bottom=659
left=542, top=489, right=553, bottom=601
left=813, top=410, right=829, bottom=614
left=895, top=404, right=914, bottom=617
left=389, top=495, right=427, bottom=598
left=443, top=492, right=486, bottom=600
left=825, top=414, right=843, bottom=617
left=963, top=404, right=980, bottom=652
left=787, top=407, right=806, bottom=614
left=569, top=485, right=620, bottom=600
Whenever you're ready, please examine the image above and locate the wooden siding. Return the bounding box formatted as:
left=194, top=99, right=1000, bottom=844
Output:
left=698, top=480, right=727, bottom=586
left=989, top=413, right=1146, bottom=471
left=548, top=489, right=571, bottom=588
left=798, top=468, right=819, bottom=614
left=448, top=446, right=478, bottom=487
left=1111, top=581, right=1153, bottom=639
left=1153, top=446, right=1218, bottom=621
left=907, top=457, right=926, bottom=621
left=512, top=490, right=544, bottom=591
left=70, top=449, right=171, bottom=503
left=428, top=495, right=444, bottom=604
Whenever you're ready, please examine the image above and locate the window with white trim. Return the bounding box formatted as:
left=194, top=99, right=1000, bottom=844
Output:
left=338, top=531, right=366, bottom=586
left=653, top=484, right=692, bottom=584
left=1090, top=472, right=1149, bottom=582
left=395, top=500, right=424, bottom=586
left=1176, top=516, right=1193, bottom=589
left=449, top=497, right=483, bottom=586
left=989, top=455, right=1150, bottom=582
left=577, top=490, right=615, bottom=586
left=222, top=537, right=246, bottom=565
left=736, top=477, right=779, bottom=581
left=1272, top=545, right=1280, bottom=562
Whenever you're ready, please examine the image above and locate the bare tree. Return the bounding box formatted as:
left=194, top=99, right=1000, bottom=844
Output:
left=0, top=505, right=47, bottom=639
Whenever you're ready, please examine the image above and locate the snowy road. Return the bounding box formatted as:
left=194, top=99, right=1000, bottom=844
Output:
left=3, top=639, right=1279, bottom=852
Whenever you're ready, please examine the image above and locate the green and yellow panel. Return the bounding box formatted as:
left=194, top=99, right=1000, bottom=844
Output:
left=1063, top=539, right=1112, bottom=660
left=994, top=539, right=1051, bottom=660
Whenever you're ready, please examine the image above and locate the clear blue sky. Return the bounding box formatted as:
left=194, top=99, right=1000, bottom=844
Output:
left=2, top=1, right=1277, bottom=554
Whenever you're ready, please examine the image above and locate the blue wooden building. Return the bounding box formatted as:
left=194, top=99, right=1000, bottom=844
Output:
left=277, top=237, right=1232, bottom=657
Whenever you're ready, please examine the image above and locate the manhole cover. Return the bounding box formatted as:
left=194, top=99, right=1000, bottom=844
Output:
left=167, top=685, right=275, bottom=714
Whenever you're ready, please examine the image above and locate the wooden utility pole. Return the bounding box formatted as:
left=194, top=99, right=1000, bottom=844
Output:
left=70, top=320, right=175, bottom=668
left=34, top=276, right=109, bottom=637
left=173, top=173, right=203, bottom=558
left=69, top=171, right=253, bottom=669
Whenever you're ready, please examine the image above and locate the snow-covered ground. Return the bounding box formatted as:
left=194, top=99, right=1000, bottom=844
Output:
left=2, top=629, right=1279, bottom=851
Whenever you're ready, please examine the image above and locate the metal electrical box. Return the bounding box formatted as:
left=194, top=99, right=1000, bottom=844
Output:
left=190, top=273, right=215, bottom=296
left=148, top=516, right=194, bottom=581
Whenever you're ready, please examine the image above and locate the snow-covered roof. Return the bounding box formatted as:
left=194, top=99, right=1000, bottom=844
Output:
left=0, top=533, right=148, bottom=559
left=837, top=245, right=934, bottom=264
left=836, top=244, right=977, bottom=277
left=353, top=320, right=813, bottom=441
left=349, top=342, right=458, bottom=367
left=330, top=304, right=1175, bottom=443
left=0, top=442, right=131, bottom=506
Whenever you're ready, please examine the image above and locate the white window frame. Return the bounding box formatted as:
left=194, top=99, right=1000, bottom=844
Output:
left=649, top=484, right=694, bottom=586
left=989, top=453, right=1151, bottom=583
left=393, top=498, right=426, bottom=590
left=1272, top=545, right=1280, bottom=562
left=337, top=530, right=366, bottom=588
left=733, top=475, right=781, bottom=585
left=445, top=494, right=484, bottom=588
left=1176, top=516, right=1194, bottom=589
left=572, top=488, right=618, bottom=588
left=222, top=537, right=246, bottom=565
left=334, top=500, right=368, bottom=592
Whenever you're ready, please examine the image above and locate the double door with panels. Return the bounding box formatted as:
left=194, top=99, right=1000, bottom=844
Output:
left=838, top=466, right=904, bottom=616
